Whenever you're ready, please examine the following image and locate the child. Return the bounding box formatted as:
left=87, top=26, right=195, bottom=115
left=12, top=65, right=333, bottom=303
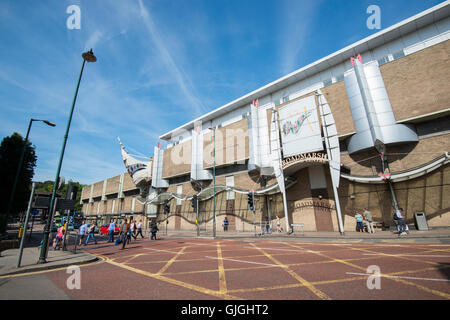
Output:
left=355, top=212, right=364, bottom=232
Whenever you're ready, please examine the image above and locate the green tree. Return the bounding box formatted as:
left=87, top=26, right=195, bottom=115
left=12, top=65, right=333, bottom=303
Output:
left=35, top=180, right=85, bottom=212
left=0, top=132, right=37, bottom=231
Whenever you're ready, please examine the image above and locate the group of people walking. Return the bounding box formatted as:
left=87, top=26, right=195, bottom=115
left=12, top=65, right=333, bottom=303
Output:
left=108, top=219, right=160, bottom=250
left=65, top=218, right=161, bottom=250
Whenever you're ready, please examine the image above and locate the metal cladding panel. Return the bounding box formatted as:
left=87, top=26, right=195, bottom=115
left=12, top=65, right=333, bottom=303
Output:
left=345, top=71, right=372, bottom=133
left=317, top=90, right=341, bottom=187
left=347, top=130, right=375, bottom=153
left=278, top=95, right=323, bottom=158
left=248, top=103, right=273, bottom=174
left=191, top=123, right=212, bottom=181
left=257, top=107, right=272, bottom=168
left=249, top=103, right=259, bottom=168
left=269, top=110, right=285, bottom=191
left=344, top=60, right=418, bottom=154
left=379, top=124, right=419, bottom=145
left=151, top=146, right=169, bottom=188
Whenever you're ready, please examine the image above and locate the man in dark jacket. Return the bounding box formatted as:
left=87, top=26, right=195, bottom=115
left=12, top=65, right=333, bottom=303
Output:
left=151, top=222, right=159, bottom=240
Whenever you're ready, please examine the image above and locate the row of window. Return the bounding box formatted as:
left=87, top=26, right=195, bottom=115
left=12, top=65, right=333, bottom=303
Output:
left=338, top=115, right=450, bottom=152
left=321, top=49, right=406, bottom=89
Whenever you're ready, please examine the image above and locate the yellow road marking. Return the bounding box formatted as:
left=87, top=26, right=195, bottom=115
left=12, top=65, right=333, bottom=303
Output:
left=122, top=253, right=147, bottom=264
left=103, top=255, right=241, bottom=300
left=289, top=242, right=450, bottom=300
left=216, top=242, right=227, bottom=294
left=250, top=243, right=331, bottom=300
left=157, top=246, right=186, bottom=275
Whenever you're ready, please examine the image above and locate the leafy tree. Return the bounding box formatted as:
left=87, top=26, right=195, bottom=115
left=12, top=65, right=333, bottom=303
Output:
left=35, top=180, right=85, bottom=212
left=0, top=132, right=37, bottom=231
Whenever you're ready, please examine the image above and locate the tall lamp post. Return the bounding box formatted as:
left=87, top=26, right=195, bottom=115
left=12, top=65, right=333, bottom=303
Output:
left=209, top=126, right=216, bottom=238
left=38, top=49, right=96, bottom=264
left=3, top=118, right=55, bottom=233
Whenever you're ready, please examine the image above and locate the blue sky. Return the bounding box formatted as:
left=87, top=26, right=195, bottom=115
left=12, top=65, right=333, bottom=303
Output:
left=0, top=0, right=444, bottom=185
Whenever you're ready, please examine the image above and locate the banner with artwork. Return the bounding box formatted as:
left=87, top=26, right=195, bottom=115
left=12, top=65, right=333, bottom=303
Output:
left=278, top=95, right=323, bottom=158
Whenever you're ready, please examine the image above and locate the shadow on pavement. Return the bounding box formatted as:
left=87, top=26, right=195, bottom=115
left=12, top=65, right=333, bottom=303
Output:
left=437, top=263, right=450, bottom=280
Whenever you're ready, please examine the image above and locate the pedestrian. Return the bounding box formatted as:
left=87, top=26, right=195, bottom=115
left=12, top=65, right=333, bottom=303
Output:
left=276, top=216, right=283, bottom=232
left=107, top=219, right=116, bottom=243
left=363, top=208, right=375, bottom=233
left=223, top=216, right=229, bottom=231
left=85, top=221, right=98, bottom=245
left=395, top=207, right=408, bottom=236
left=119, top=219, right=130, bottom=249
left=78, top=220, right=88, bottom=246
left=355, top=211, right=364, bottom=232
left=129, top=219, right=135, bottom=241
left=53, top=225, right=65, bottom=250
left=151, top=222, right=159, bottom=240
left=265, top=220, right=271, bottom=234
left=135, top=220, right=144, bottom=239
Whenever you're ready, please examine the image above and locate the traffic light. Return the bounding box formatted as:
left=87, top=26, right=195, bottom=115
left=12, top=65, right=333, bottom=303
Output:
left=247, top=192, right=254, bottom=211
left=163, top=200, right=170, bottom=215
left=191, top=195, right=198, bottom=212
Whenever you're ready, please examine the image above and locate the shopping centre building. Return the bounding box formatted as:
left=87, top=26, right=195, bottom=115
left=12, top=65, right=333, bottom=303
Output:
left=80, top=3, right=450, bottom=233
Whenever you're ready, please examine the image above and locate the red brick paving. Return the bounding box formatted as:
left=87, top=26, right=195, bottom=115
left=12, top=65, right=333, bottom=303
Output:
left=42, top=237, right=450, bottom=300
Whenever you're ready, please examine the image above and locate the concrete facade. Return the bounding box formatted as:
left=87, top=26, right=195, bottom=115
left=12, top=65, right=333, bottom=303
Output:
left=81, top=4, right=450, bottom=233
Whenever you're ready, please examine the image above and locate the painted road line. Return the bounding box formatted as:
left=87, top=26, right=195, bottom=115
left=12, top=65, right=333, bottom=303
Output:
left=244, top=246, right=316, bottom=253
left=363, top=253, right=450, bottom=258
left=250, top=243, right=332, bottom=300
left=204, top=256, right=287, bottom=268
left=184, top=242, right=217, bottom=246
left=144, top=248, right=186, bottom=255
left=346, top=272, right=450, bottom=282
left=104, top=257, right=242, bottom=300
left=216, top=243, right=227, bottom=294
left=335, top=244, right=450, bottom=299
left=157, top=247, right=187, bottom=275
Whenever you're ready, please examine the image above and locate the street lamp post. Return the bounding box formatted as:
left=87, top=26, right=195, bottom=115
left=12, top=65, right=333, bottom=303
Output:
left=208, top=127, right=216, bottom=238
left=38, top=49, right=96, bottom=264
left=16, top=182, right=36, bottom=268
left=3, top=118, right=55, bottom=234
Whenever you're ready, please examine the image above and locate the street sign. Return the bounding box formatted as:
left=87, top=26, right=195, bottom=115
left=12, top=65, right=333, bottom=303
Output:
left=31, top=209, right=39, bottom=216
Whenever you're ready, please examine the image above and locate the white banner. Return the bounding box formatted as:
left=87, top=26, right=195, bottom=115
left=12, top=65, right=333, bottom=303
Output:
left=278, top=95, right=323, bottom=157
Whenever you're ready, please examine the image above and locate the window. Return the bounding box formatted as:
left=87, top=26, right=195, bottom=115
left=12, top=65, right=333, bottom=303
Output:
left=336, top=74, right=344, bottom=82
left=323, top=79, right=333, bottom=87
left=377, top=56, right=390, bottom=66
left=415, top=115, right=450, bottom=137
left=392, top=50, right=405, bottom=60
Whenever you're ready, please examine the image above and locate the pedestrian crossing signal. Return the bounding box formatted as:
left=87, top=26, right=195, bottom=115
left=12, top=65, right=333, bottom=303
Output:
left=164, top=200, right=170, bottom=215
left=247, top=192, right=254, bottom=211
left=192, top=195, right=198, bottom=212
